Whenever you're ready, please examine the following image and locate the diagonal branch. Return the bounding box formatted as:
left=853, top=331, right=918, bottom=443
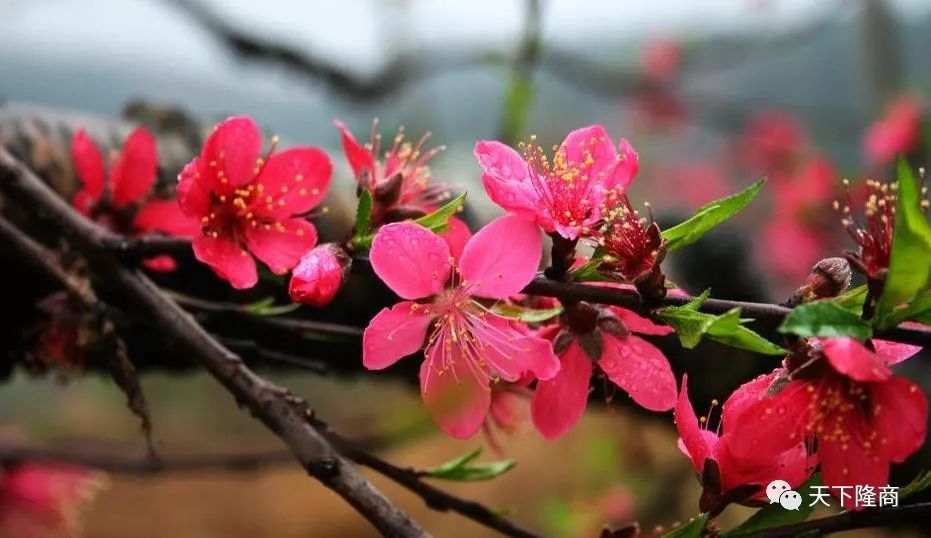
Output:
left=1, top=147, right=546, bottom=538
left=0, top=147, right=427, bottom=537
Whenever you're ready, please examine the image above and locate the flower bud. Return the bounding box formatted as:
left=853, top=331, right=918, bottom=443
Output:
left=289, top=244, right=351, bottom=307
left=784, top=257, right=851, bottom=306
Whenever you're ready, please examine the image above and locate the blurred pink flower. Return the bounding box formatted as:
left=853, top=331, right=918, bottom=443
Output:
left=738, top=111, right=807, bottom=173
left=863, top=96, right=923, bottom=166
left=640, top=39, right=681, bottom=83
left=71, top=127, right=199, bottom=271
left=0, top=462, right=105, bottom=538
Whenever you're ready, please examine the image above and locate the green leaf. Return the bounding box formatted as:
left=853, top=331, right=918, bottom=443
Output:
left=901, top=469, right=931, bottom=499
left=350, top=189, right=374, bottom=250
left=658, top=307, right=716, bottom=348
left=414, top=191, right=467, bottom=232
left=658, top=297, right=785, bottom=355
left=351, top=191, right=467, bottom=250
left=662, top=179, right=765, bottom=253
left=492, top=304, right=564, bottom=323
left=243, top=297, right=302, bottom=316
left=662, top=513, right=709, bottom=538
left=724, top=475, right=822, bottom=537
left=779, top=301, right=873, bottom=339
left=425, top=448, right=517, bottom=482
left=832, top=285, right=867, bottom=314
left=876, top=159, right=931, bottom=327
left=709, top=323, right=787, bottom=356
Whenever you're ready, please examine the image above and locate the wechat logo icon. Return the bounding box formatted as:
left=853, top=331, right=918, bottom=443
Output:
left=766, top=479, right=801, bottom=510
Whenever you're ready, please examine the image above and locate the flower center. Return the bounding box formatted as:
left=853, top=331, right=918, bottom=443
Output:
left=596, top=191, right=661, bottom=280
left=520, top=134, right=604, bottom=231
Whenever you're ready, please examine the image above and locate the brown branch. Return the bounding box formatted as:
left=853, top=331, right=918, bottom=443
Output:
left=735, top=501, right=931, bottom=537
left=0, top=445, right=294, bottom=474
left=168, top=291, right=362, bottom=339
left=2, top=148, right=546, bottom=538
left=0, top=147, right=427, bottom=537
left=0, top=214, right=156, bottom=455
left=103, top=234, right=931, bottom=348
left=319, top=425, right=543, bottom=538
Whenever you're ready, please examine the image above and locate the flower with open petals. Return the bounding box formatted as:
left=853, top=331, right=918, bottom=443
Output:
left=335, top=119, right=449, bottom=222
left=0, top=462, right=106, bottom=538
left=71, top=127, right=199, bottom=270
left=728, top=337, right=926, bottom=493
left=531, top=304, right=677, bottom=440
left=178, top=116, right=332, bottom=289
left=363, top=215, right=560, bottom=438
left=675, top=374, right=814, bottom=511
left=474, top=125, right=639, bottom=240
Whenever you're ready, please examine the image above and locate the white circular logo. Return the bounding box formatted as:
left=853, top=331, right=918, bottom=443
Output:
left=765, top=479, right=792, bottom=504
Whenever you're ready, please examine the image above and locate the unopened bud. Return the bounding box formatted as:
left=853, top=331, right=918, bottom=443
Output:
left=289, top=244, right=351, bottom=307
left=373, top=172, right=403, bottom=206
left=784, top=257, right=851, bottom=306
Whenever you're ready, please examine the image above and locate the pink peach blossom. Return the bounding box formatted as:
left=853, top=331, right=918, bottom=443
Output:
left=474, top=125, right=638, bottom=240
left=363, top=215, right=559, bottom=438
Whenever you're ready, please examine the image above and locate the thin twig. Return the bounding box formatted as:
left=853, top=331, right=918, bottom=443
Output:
left=320, top=425, right=543, bottom=538
left=734, top=501, right=931, bottom=537
left=169, top=291, right=362, bottom=339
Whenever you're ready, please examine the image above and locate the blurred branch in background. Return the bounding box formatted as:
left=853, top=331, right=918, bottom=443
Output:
left=498, top=0, right=542, bottom=144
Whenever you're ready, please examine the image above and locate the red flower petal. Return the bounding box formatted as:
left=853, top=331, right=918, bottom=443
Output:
left=177, top=158, right=212, bottom=218
left=334, top=119, right=375, bottom=180
left=558, top=125, right=618, bottom=184
left=70, top=128, right=105, bottom=200
left=192, top=235, right=257, bottom=290
left=473, top=140, right=545, bottom=225
left=872, top=376, right=928, bottom=462
left=142, top=255, right=178, bottom=272
left=363, top=302, right=434, bottom=370
left=370, top=221, right=452, bottom=300
left=674, top=374, right=717, bottom=473
left=721, top=371, right=779, bottom=434
left=819, top=436, right=889, bottom=490
left=873, top=336, right=922, bottom=366
left=726, top=380, right=812, bottom=460
left=458, top=215, right=541, bottom=300
left=598, top=334, right=676, bottom=411
left=821, top=337, right=891, bottom=382
left=420, top=345, right=492, bottom=439
left=202, top=116, right=262, bottom=191
left=254, top=147, right=331, bottom=219
left=611, top=306, right=674, bottom=336
left=111, top=127, right=158, bottom=206
left=530, top=340, right=593, bottom=440
left=133, top=199, right=200, bottom=236
left=243, top=218, right=318, bottom=275
left=440, top=216, right=471, bottom=260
